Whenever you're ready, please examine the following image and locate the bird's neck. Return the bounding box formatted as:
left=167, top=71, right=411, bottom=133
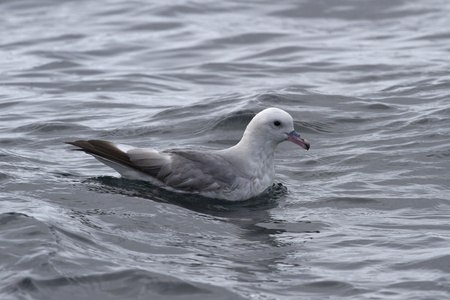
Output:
left=237, top=131, right=278, bottom=155
left=228, top=134, right=277, bottom=174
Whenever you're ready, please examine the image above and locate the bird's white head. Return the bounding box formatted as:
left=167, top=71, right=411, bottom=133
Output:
left=242, top=107, right=310, bottom=150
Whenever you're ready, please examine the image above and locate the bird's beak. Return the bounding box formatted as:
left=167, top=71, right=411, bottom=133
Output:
left=287, top=130, right=310, bottom=150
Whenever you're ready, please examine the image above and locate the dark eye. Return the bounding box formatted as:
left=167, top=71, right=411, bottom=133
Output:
left=273, top=121, right=281, bottom=127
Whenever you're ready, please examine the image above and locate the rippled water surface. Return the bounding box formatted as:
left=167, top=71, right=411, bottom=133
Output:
left=1, top=0, right=450, bottom=299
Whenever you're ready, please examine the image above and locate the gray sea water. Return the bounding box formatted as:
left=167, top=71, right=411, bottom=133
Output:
left=1, top=0, right=450, bottom=299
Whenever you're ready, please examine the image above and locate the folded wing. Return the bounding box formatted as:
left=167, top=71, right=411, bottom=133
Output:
left=66, top=140, right=242, bottom=193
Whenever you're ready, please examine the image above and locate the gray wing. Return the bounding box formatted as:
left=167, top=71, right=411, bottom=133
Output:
left=66, top=140, right=243, bottom=193
left=154, top=150, right=242, bottom=192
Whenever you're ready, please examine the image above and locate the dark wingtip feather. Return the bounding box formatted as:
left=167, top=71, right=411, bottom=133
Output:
left=65, top=140, right=144, bottom=173
left=65, top=140, right=97, bottom=152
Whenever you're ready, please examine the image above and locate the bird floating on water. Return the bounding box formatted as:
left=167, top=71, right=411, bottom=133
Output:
left=66, top=107, right=310, bottom=201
